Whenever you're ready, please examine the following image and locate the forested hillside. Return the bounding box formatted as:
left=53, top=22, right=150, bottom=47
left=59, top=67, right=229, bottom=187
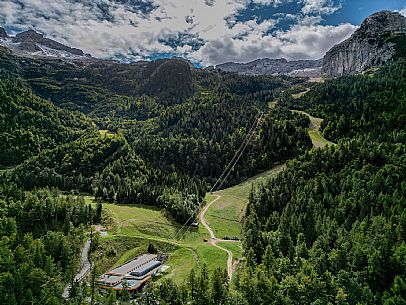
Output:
left=1, top=5, right=406, bottom=304
left=2, top=41, right=405, bottom=304
left=280, top=63, right=406, bottom=143
left=120, top=62, right=406, bottom=305
left=241, top=62, right=406, bottom=304
left=0, top=76, right=94, bottom=167
left=1, top=49, right=312, bottom=223
left=127, top=70, right=310, bottom=186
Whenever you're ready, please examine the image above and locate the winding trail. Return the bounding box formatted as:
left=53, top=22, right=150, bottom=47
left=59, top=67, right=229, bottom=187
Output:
left=199, top=194, right=239, bottom=279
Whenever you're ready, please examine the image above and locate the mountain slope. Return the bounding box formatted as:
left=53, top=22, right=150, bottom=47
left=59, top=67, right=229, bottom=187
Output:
left=0, top=75, right=95, bottom=166
left=142, top=58, right=195, bottom=104
left=0, top=43, right=195, bottom=113
left=242, top=61, right=406, bottom=305
left=323, top=11, right=406, bottom=76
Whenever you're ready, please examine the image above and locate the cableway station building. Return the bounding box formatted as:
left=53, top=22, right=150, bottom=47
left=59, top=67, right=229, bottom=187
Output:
left=97, top=254, right=164, bottom=292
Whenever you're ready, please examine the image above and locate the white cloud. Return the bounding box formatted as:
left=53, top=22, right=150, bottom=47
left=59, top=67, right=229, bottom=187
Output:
left=399, top=8, right=406, bottom=17
left=196, top=22, right=357, bottom=65
left=251, top=0, right=283, bottom=6
left=0, top=0, right=357, bottom=65
left=302, top=0, right=341, bottom=15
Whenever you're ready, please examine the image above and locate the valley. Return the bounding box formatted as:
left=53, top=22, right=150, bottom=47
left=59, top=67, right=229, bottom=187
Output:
left=0, top=8, right=405, bottom=305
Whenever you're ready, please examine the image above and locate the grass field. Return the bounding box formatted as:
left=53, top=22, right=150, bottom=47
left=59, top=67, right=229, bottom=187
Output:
left=205, top=164, right=286, bottom=239
left=105, top=203, right=178, bottom=239
left=217, top=242, right=244, bottom=260
left=293, top=110, right=333, bottom=148
left=87, top=197, right=210, bottom=284
left=196, top=244, right=229, bottom=273
left=99, top=129, right=115, bottom=138
left=162, top=247, right=197, bottom=283
left=291, top=88, right=310, bottom=99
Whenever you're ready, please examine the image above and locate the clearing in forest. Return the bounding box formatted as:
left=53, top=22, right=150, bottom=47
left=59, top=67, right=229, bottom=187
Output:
left=90, top=164, right=286, bottom=284
left=292, top=110, right=333, bottom=148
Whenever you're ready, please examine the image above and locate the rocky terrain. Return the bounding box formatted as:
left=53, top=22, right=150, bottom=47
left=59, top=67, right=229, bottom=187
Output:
left=322, top=11, right=406, bottom=76
left=214, top=58, right=322, bottom=76
left=1, top=10, right=404, bottom=87
left=0, top=28, right=89, bottom=58
left=0, top=27, right=7, bottom=39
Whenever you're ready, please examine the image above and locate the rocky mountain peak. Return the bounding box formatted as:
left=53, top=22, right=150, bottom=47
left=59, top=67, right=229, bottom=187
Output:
left=362, top=11, right=404, bottom=26
left=322, top=11, right=406, bottom=77
left=13, top=29, right=44, bottom=43
left=0, top=27, right=88, bottom=59
left=0, top=27, right=8, bottom=39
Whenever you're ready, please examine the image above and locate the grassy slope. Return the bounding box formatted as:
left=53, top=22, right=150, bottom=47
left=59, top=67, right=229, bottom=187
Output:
left=292, top=110, right=333, bottom=148
left=217, top=242, right=244, bottom=260
left=205, top=164, right=286, bottom=239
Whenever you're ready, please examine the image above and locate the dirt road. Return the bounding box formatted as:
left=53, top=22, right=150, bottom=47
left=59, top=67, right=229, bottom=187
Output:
left=199, top=194, right=239, bottom=279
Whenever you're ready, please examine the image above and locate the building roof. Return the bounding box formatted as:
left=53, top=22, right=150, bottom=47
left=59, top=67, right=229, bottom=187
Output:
left=130, top=260, right=162, bottom=277
left=114, top=279, right=141, bottom=290
left=108, top=254, right=157, bottom=276
left=97, top=274, right=122, bottom=286
left=97, top=253, right=162, bottom=290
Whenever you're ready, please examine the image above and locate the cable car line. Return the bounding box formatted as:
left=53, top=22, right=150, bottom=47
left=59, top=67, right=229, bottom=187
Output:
left=171, top=110, right=266, bottom=242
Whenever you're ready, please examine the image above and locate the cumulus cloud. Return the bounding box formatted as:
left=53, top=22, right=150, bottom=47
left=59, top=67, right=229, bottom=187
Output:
left=399, top=8, right=406, bottom=16
left=302, top=0, right=342, bottom=15
left=0, top=0, right=358, bottom=65
left=197, top=22, right=356, bottom=65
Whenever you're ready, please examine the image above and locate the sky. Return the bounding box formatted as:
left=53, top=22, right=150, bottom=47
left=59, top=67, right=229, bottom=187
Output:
left=0, top=0, right=405, bottom=66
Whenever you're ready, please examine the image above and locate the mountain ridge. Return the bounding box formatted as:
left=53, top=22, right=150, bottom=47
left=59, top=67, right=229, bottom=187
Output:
left=0, top=28, right=90, bottom=59
left=0, top=10, right=404, bottom=82
left=214, top=58, right=323, bottom=77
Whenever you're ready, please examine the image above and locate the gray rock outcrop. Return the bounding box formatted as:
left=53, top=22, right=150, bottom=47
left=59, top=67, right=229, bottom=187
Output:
left=322, top=11, right=406, bottom=77
left=0, top=27, right=8, bottom=39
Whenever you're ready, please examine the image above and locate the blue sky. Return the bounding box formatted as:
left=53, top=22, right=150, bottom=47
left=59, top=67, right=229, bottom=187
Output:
left=323, top=0, right=406, bottom=25
left=0, top=0, right=405, bottom=65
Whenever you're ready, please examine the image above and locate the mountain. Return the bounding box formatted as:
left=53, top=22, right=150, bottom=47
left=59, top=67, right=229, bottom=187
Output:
left=216, top=11, right=406, bottom=78
left=0, top=28, right=90, bottom=59
left=0, top=43, right=194, bottom=113
left=214, top=58, right=322, bottom=76
left=323, top=11, right=406, bottom=76
left=0, top=27, right=7, bottom=39
left=142, top=58, right=194, bottom=103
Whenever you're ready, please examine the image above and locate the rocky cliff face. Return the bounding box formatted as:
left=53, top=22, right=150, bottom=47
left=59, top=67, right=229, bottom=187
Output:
left=13, top=29, right=44, bottom=43
left=322, top=11, right=406, bottom=77
left=0, top=27, right=8, bottom=39
left=215, top=58, right=322, bottom=76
